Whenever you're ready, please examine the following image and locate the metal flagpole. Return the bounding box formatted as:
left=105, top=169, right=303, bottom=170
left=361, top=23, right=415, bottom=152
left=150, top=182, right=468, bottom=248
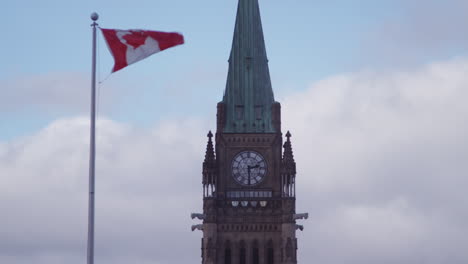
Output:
left=87, top=12, right=99, bottom=264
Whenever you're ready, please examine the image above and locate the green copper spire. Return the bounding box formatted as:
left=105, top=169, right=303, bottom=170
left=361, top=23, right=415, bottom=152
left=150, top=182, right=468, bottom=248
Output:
left=222, top=0, right=276, bottom=133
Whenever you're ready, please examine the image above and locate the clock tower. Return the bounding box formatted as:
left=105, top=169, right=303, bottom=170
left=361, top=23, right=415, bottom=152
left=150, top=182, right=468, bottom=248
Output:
left=191, top=0, right=307, bottom=263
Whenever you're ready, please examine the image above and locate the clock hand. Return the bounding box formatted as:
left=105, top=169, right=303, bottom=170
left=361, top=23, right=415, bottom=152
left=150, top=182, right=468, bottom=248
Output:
left=247, top=164, right=260, bottom=185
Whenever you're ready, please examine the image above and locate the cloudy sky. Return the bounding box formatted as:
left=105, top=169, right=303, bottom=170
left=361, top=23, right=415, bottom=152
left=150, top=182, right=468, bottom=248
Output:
left=1, top=0, right=468, bottom=263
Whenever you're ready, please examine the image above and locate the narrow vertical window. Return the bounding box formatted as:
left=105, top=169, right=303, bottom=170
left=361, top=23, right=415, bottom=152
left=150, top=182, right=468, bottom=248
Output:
left=255, top=105, right=263, bottom=120
left=225, top=240, right=232, bottom=264
left=267, top=240, right=274, bottom=264
left=267, top=248, right=274, bottom=264
left=239, top=240, right=246, bottom=264
left=252, top=240, right=259, bottom=264
left=236, top=105, right=244, bottom=120
left=286, top=238, right=292, bottom=258
left=207, top=238, right=213, bottom=260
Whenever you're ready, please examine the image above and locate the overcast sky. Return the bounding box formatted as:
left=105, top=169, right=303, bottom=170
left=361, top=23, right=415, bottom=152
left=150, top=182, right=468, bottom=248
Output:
left=1, top=0, right=468, bottom=263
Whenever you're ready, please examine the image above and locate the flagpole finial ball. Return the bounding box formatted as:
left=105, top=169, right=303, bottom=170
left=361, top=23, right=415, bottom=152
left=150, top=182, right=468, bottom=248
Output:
left=90, top=12, right=99, bottom=21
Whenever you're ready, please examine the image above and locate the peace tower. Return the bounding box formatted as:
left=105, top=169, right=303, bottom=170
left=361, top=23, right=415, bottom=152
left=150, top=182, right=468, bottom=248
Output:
left=191, top=1, right=307, bottom=263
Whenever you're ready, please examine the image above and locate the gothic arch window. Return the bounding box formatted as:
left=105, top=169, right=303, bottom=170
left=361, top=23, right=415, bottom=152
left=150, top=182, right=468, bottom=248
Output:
left=267, top=240, right=274, bottom=264
left=225, top=240, right=232, bottom=264
left=252, top=240, right=259, bottom=264
left=239, top=240, right=246, bottom=264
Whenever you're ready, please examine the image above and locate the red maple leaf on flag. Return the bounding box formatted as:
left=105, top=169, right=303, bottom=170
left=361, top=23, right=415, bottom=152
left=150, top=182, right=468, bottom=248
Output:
left=122, top=31, right=148, bottom=49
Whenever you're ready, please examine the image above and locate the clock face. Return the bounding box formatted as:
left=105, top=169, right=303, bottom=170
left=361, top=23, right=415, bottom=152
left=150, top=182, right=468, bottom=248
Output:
left=231, top=150, right=267, bottom=186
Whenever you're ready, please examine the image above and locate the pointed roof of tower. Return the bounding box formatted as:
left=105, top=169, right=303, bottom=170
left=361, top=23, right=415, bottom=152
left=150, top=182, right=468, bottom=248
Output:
left=203, top=131, right=216, bottom=167
left=282, top=131, right=296, bottom=174
left=222, top=0, right=275, bottom=133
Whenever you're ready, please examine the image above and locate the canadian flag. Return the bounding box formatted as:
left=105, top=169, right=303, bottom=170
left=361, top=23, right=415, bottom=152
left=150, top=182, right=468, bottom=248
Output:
left=101, top=28, right=184, bottom=72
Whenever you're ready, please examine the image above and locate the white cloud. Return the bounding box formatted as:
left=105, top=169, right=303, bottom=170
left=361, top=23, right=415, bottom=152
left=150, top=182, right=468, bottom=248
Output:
left=1, top=57, right=468, bottom=263
left=283, top=57, right=468, bottom=263
left=0, top=116, right=208, bottom=264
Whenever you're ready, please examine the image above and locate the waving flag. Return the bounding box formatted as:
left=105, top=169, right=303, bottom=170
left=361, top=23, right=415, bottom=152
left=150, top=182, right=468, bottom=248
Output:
left=101, top=28, right=184, bottom=72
